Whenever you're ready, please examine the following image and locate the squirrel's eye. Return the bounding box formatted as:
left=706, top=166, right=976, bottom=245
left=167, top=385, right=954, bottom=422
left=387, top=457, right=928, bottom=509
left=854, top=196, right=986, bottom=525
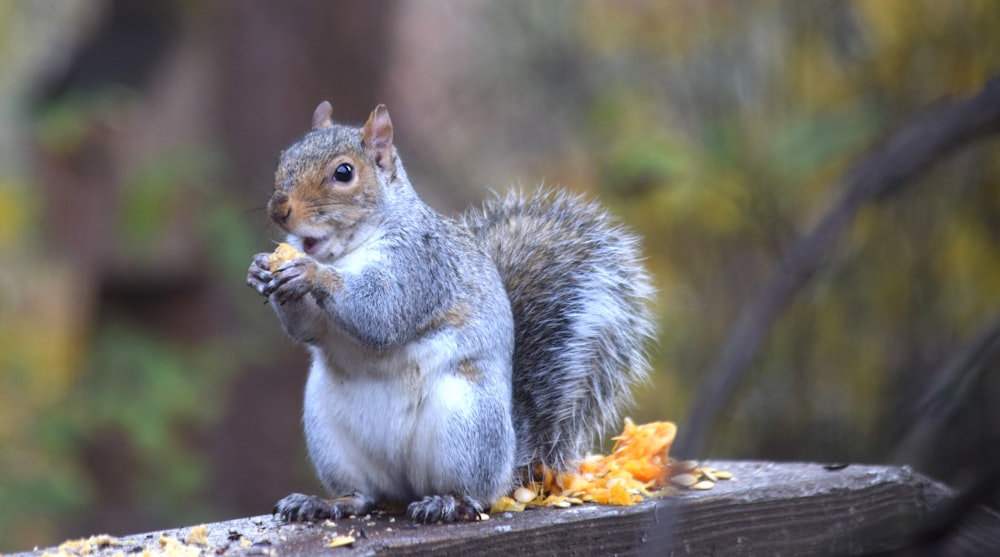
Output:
left=332, top=163, right=354, bottom=183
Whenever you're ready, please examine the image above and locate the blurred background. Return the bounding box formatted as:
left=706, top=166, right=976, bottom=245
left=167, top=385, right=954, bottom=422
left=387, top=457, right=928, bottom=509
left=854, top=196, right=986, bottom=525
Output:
left=1, top=0, right=999, bottom=551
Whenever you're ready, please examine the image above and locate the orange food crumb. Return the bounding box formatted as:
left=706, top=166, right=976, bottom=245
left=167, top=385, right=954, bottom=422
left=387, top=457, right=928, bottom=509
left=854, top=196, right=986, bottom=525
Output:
left=505, top=419, right=678, bottom=510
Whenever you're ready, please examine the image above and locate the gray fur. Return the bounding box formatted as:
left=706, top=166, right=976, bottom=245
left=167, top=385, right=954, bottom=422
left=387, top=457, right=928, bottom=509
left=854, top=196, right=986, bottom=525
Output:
left=462, top=189, right=656, bottom=472
left=249, top=108, right=655, bottom=523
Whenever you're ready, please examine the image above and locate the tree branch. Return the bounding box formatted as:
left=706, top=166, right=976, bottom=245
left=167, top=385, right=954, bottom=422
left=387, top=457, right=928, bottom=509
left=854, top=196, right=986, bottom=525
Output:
left=675, top=74, right=1000, bottom=457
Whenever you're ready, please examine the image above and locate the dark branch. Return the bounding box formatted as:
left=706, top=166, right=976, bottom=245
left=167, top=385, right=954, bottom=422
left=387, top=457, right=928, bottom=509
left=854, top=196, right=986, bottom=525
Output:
left=892, top=313, right=1000, bottom=463
left=675, top=74, right=1000, bottom=457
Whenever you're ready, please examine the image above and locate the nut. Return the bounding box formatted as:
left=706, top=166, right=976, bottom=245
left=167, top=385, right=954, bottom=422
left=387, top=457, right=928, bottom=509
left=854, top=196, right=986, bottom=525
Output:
left=670, top=473, right=699, bottom=487
left=513, top=487, right=536, bottom=503
left=267, top=243, right=305, bottom=272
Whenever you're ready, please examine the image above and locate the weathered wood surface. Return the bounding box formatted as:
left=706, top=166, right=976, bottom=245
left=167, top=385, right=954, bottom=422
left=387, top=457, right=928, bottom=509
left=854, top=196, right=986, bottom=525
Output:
left=15, top=461, right=1000, bottom=556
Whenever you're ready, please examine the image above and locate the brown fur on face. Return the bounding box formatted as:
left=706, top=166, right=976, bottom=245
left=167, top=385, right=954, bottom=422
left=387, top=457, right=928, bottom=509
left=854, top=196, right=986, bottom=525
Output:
left=270, top=130, right=383, bottom=235
left=268, top=104, right=397, bottom=237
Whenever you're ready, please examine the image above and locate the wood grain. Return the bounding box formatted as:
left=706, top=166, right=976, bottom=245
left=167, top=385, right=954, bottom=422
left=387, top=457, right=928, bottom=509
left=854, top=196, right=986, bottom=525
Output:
left=14, top=462, right=1000, bottom=556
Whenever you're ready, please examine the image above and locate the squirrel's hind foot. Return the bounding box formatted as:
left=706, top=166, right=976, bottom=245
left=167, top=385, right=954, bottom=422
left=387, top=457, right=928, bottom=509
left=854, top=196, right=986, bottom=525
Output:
left=406, top=494, right=484, bottom=523
left=273, top=492, right=374, bottom=522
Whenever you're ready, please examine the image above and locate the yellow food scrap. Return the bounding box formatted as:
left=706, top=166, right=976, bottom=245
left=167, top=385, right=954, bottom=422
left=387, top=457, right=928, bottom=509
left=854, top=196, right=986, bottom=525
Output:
left=327, top=535, right=355, bottom=548
left=184, top=524, right=208, bottom=546
left=499, top=419, right=678, bottom=511
left=42, top=535, right=121, bottom=557
left=157, top=536, right=200, bottom=557
left=490, top=496, right=525, bottom=513
left=267, top=242, right=305, bottom=271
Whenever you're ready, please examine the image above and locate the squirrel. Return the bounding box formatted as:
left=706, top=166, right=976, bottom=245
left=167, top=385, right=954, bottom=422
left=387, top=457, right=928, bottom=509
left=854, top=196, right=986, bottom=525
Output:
left=246, top=101, right=656, bottom=524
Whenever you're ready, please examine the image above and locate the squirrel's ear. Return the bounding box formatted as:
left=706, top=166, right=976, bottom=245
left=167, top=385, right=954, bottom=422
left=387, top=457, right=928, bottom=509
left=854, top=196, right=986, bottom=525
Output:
left=361, top=104, right=394, bottom=170
left=312, top=101, right=333, bottom=130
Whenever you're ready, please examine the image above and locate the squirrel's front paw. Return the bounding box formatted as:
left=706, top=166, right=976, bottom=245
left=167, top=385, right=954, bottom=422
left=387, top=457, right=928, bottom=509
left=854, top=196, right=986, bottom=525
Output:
left=246, top=253, right=274, bottom=297
left=246, top=252, right=314, bottom=301
left=262, top=257, right=340, bottom=304
left=274, top=492, right=374, bottom=522
left=407, top=494, right=484, bottom=523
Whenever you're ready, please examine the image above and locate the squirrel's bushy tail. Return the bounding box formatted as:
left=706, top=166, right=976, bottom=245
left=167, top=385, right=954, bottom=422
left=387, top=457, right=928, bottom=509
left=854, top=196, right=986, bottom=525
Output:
left=462, top=189, right=656, bottom=473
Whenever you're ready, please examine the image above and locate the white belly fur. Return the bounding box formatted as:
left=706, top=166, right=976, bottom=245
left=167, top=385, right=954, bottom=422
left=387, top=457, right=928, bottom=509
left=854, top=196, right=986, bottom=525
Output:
left=302, top=330, right=473, bottom=502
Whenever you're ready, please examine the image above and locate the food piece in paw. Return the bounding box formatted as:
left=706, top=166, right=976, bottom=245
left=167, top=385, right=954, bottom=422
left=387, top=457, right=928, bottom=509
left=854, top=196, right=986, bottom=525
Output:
left=268, top=242, right=306, bottom=272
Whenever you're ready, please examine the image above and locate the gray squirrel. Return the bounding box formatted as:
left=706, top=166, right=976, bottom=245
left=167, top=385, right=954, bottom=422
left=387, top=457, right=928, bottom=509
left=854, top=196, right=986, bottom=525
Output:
left=246, top=102, right=656, bottom=523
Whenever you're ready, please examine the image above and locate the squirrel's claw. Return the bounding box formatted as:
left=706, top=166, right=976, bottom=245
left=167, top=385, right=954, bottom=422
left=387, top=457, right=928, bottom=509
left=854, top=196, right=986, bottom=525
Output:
left=266, top=257, right=317, bottom=302
left=252, top=252, right=272, bottom=269
left=273, top=493, right=335, bottom=522
left=246, top=253, right=274, bottom=296
left=406, top=494, right=484, bottom=523
left=273, top=492, right=374, bottom=523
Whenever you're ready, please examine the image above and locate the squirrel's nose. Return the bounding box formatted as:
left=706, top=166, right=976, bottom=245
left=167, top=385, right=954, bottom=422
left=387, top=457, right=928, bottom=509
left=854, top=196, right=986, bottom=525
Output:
left=269, top=192, right=292, bottom=225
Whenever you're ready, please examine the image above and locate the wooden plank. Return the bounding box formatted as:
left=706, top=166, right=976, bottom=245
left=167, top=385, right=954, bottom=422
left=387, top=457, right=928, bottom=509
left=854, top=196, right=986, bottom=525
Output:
left=14, top=461, right=1000, bottom=556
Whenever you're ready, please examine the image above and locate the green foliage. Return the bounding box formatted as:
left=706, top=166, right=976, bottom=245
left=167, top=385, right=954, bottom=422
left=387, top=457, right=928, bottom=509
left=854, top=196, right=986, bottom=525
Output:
left=2, top=77, right=264, bottom=552
left=200, top=201, right=263, bottom=284
left=2, top=0, right=999, bottom=551
left=1, top=313, right=251, bottom=546
left=85, top=326, right=220, bottom=448
left=564, top=1, right=1000, bottom=467
left=80, top=325, right=224, bottom=510
left=117, top=147, right=225, bottom=258
left=32, top=88, right=137, bottom=155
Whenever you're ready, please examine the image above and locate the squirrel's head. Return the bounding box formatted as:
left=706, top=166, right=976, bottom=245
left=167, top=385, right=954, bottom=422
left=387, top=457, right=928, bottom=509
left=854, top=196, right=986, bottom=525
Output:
left=268, top=102, right=399, bottom=259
